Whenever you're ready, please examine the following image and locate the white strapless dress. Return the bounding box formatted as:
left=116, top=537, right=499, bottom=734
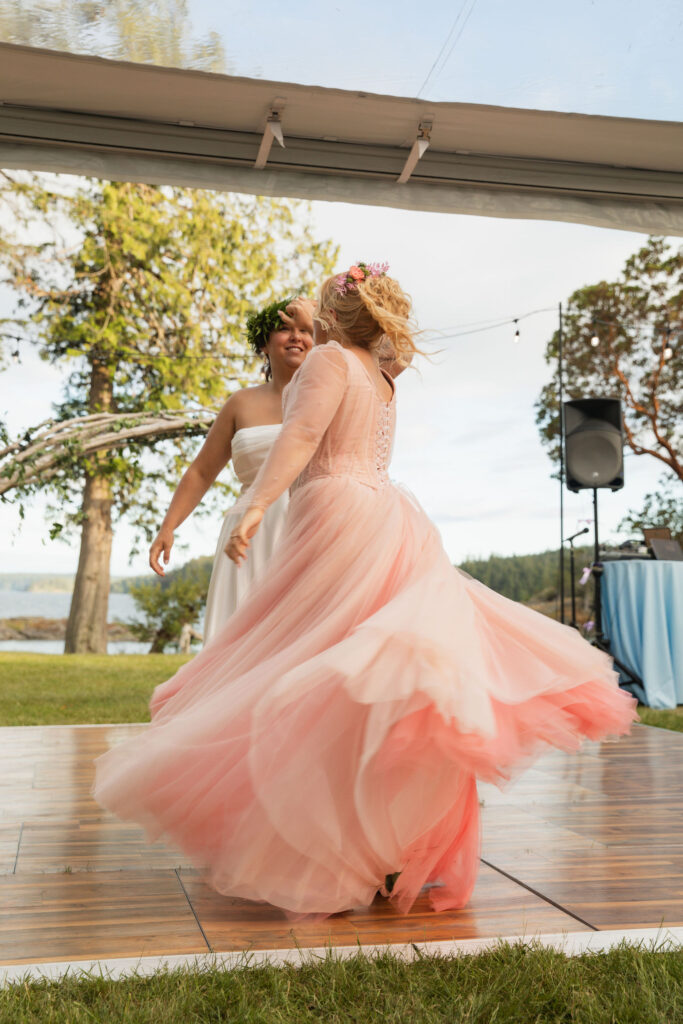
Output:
left=203, top=425, right=288, bottom=645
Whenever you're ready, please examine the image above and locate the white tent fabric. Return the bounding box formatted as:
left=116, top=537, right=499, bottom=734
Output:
left=1, top=42, right=682, bottom=235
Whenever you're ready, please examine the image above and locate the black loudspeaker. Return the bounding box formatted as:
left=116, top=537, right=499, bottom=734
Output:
left=563, top=398, right=624, bottom=492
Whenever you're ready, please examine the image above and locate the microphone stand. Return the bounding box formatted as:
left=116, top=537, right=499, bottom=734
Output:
left=563, top=526, right=589, bottom=629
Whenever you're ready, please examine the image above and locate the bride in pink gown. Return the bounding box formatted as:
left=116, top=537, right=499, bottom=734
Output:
left=93, top=262, right=637, bottom=921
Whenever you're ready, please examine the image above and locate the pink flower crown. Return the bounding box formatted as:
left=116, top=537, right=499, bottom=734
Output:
left=333, top=261, right=389, bottom=295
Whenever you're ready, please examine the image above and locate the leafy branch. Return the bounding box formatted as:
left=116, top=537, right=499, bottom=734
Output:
left=0, top=410, right=216, bottom=494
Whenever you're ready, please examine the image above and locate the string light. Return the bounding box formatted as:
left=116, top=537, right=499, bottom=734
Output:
left=0, top=332, right=253, bottom=365
left=425, top=306, right=556, bottom=341
left=430, top=307, right=679, bottom=349
left=663, top=324, right=673, bottom=360
left=1, top=308, right=679, bottom=359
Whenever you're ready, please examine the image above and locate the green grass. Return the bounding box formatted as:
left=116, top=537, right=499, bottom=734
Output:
left=637, top=704, right=683, bottom=734
left=0, top=653, right=191, bottom=726
left=2, top=655, right=683, bottom=736
left=2, top=944, right=683, bottom=1023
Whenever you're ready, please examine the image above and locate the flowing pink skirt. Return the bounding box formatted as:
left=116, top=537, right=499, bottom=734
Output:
left=92, top=477, right=637, bottom=920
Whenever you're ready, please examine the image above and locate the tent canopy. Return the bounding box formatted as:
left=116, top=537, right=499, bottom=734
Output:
left=1, top=42, right=682, bottom=235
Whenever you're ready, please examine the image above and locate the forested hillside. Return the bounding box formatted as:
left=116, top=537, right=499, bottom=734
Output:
left=3, top=548, right=593, bottom=603
left=110, top=556, right=214, bottom=593
left=458, top=547, right=593, bottom=603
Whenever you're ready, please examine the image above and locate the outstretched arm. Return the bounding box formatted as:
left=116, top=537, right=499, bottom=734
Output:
left=149, top=396, right=237, bottom=576
left=226, top=344, right=348, bottom=565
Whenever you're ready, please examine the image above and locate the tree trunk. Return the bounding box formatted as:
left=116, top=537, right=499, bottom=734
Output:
left=64, top=361, right=114, bottom=654
left=149, top=630, right=172, bottom=654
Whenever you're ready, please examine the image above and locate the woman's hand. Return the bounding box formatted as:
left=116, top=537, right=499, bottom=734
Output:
left=278, top=297, right=315, bottom=334
left=149, top=526, right=175, bottom=576
left=225, top=507, right=265, bottom=566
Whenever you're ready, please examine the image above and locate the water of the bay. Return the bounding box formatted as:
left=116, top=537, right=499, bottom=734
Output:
left=0, top=591, right=204, bottom=654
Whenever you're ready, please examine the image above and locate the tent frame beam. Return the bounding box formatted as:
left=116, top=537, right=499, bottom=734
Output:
left=1, top=104, right=682, bottom=204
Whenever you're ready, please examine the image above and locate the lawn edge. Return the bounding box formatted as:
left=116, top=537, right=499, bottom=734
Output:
left=3, top=926, right=683, bottom=988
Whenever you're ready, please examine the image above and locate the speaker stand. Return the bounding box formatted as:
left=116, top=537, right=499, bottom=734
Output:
left=590, top=488, right=644, bottom=695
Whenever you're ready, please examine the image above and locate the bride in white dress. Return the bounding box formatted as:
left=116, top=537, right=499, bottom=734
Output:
left=149, top=296, right=410, bottom=644
left=202, top=422, right=289, bottom=642
left=148, top=297, right=313, bottom=643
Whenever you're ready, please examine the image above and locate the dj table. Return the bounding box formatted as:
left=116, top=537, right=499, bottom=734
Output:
left=601, top=559, right=683, bottom=708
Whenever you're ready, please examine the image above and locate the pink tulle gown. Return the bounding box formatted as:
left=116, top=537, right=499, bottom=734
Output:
left=92, top=339, right=637, bottom=920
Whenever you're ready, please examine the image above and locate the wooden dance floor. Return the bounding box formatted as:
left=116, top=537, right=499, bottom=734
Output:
left=2, top=722, right=683, bottom=968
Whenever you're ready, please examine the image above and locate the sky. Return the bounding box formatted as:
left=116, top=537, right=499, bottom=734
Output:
left=0, top=0, right=680, bottom=578
left=187, top=0, right=683, bottom=121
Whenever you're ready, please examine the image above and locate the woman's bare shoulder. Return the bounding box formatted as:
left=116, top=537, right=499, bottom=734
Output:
left=210, top=383, right=266, bottom=428
left=225, top=382, right=270, bottom=412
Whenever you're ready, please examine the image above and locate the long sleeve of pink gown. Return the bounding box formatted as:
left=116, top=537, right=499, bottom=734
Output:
left=235, top=343, right=349, bottom=515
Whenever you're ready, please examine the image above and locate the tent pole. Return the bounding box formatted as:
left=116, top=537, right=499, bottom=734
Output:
left=558, top=301, right=566, bottom=624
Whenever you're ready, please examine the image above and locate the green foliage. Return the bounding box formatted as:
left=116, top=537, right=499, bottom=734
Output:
left=110, top=555, right=214, bottom=592
left=618, top=474, right=683, bottom=547
left=2, top=943, right=683, bottom=1023
left=0, top=652, right=189, bottom=725
left=246, top=295, right=299, bottom=356
left=125, top=570, right=210, bottom=653
left=165, top=554, right=214, bottom=589
left=0, top=174, right=338, bottom=557
left=0, top=0, right=226, bottom=73
left=535, top=236, right=682, bottom=482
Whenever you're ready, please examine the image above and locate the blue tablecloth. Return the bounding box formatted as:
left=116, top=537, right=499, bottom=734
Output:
left=601, top=559, right=683, bottom=708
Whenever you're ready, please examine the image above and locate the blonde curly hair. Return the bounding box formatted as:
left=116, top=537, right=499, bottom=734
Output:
left=315, top=271, right=424, bottom=367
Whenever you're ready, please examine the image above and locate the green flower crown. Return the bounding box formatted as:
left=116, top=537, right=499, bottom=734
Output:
left=246, top=296, right=298, bottom=355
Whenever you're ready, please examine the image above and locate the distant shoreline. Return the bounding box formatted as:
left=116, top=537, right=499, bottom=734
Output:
left=0, top=564, right=213, bottom=594
left=0, top=616, right=137, bottom=641
left=0, top=576, right=133, bottom=594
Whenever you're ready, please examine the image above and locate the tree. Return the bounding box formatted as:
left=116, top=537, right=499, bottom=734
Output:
left=0, top=0, right=337, bottom=654
left=536, top=237, right=681, bottom=478
left=0, top=175, right=337, bottom=652
left=618, top=481, right=683, bottom=547
left=124, top=574, right=207, bottom=653
left=458, top=546, right=594, bottom=603
left=122, top=553, right=212, bottom=653
left=0, top=0, right=226, bottom=74
left=535, top=235, right=682, bottom=539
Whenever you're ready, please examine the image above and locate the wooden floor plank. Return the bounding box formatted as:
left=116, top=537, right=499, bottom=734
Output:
left=0, top=823, right=21, bottom=875
left=0, top=870, right=209, bottom=965
left=14, top=820, right=193, bottom=873
left=1, top=720, right=682, bottom=961
left=180, top=863, right=590, bottom=952
left=485, top=846, right=683, bottom=930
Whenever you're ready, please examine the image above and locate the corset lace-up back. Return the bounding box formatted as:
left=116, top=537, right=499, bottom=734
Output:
left=284, top=340, right=397, bottom=497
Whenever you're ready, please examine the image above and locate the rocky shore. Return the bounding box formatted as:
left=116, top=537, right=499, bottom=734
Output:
left=0, top=617, right=137, bottom=642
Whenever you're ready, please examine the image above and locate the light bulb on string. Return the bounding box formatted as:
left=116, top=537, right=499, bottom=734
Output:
left=513, top=319, right=520, bottom=343
left=590, top=321, right=600, bottom=347
left=11, top=348, right=20, bottom=364
left=663, top=325, right=673, bottom=361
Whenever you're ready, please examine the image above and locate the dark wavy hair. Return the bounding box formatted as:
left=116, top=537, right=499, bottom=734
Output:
left=246, top=296, right=297, bottom=381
